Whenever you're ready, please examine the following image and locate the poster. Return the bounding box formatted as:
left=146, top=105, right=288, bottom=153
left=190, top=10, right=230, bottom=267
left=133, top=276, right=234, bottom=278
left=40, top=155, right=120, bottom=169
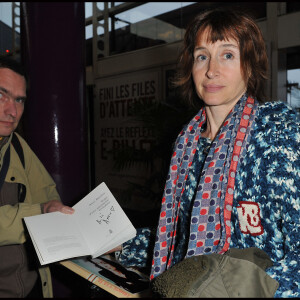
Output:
left=94, top=69, right=161, bottom=210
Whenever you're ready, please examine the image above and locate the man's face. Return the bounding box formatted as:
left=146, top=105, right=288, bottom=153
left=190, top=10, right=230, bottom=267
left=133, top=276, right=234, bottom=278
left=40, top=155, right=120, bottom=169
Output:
left=0, top=68, right=26, bottom=137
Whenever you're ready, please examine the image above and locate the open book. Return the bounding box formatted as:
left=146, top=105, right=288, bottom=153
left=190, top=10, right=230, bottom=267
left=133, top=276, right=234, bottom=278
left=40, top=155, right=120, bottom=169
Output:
left=24, top=182, right=136, bottom=265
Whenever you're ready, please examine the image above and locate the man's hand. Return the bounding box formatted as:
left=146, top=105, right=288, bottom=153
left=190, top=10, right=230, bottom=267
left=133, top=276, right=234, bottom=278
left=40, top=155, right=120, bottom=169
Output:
left=42, top=200, right=74, bottom=214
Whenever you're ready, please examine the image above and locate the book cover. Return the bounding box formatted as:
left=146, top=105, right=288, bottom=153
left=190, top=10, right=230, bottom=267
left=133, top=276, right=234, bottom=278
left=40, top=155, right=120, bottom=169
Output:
left=60, top=254, right=151, bottom=298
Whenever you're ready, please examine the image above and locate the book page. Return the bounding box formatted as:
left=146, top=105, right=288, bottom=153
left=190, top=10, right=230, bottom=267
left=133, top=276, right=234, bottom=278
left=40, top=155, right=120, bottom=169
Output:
left=91, top=226, right=136, bottom=258
left=73, top=182, right=136, bottom=257
left=24, top=212, right=90, bottom=265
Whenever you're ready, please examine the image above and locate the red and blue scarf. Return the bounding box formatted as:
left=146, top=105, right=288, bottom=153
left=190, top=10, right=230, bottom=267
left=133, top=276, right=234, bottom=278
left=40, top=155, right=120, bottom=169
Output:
left=150, top=94, right=258, bottom=279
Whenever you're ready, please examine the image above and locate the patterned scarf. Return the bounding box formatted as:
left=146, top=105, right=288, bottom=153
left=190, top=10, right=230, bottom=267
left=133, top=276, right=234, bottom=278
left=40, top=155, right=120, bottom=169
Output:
left=150, top=94, right=258, bottom=280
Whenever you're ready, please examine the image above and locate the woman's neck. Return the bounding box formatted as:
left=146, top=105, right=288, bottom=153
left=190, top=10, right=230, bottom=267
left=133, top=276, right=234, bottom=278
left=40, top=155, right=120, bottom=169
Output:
left=201, top=92, right=247, bottom=140
left=201, top=108, right=223, bottom=140
left=201, top=103, right=235, bottom=140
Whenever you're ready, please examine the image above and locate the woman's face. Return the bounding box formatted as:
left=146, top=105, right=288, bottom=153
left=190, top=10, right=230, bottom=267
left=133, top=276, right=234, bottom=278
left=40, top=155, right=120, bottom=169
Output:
left=192, top=29, right=247, bottom=109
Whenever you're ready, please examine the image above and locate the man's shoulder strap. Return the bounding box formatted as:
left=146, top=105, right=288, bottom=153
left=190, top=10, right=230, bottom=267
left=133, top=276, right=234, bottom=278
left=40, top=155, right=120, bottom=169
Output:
left=11, top=133, right=25, bottom=169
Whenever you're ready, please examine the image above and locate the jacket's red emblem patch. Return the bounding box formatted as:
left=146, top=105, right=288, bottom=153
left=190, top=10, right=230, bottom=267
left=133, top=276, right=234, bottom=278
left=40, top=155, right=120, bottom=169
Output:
left=237, top=201, right=263, bottom=236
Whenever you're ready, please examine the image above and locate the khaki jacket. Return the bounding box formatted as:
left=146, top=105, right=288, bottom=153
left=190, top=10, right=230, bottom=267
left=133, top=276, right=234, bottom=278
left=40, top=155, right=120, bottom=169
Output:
left=0, top=133, right=61, bottom=297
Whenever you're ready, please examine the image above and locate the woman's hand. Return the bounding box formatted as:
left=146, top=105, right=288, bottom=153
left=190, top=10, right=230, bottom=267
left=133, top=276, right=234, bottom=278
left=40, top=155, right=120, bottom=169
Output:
left=104, top=245, right=122, bottom=254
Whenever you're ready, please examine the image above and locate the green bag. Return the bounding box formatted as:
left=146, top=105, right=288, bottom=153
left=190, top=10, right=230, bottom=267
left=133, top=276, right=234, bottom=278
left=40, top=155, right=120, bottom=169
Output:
left=151, top=247, right=279, bottom=298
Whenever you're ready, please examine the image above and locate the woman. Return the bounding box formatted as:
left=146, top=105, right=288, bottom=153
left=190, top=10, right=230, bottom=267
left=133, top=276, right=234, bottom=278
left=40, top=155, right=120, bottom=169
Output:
left=112, top=8, right=299, bottom=297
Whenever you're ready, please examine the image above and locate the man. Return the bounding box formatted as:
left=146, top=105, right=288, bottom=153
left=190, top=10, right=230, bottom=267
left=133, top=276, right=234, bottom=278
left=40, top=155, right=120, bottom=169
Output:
left=0, top=56, right=74, bottom=297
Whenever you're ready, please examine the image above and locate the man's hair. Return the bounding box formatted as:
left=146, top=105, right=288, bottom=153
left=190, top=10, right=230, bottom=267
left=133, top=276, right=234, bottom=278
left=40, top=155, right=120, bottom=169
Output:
left=173, top=8, right=269, bottom=107
left=0, top=56, right=26, bottom=78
